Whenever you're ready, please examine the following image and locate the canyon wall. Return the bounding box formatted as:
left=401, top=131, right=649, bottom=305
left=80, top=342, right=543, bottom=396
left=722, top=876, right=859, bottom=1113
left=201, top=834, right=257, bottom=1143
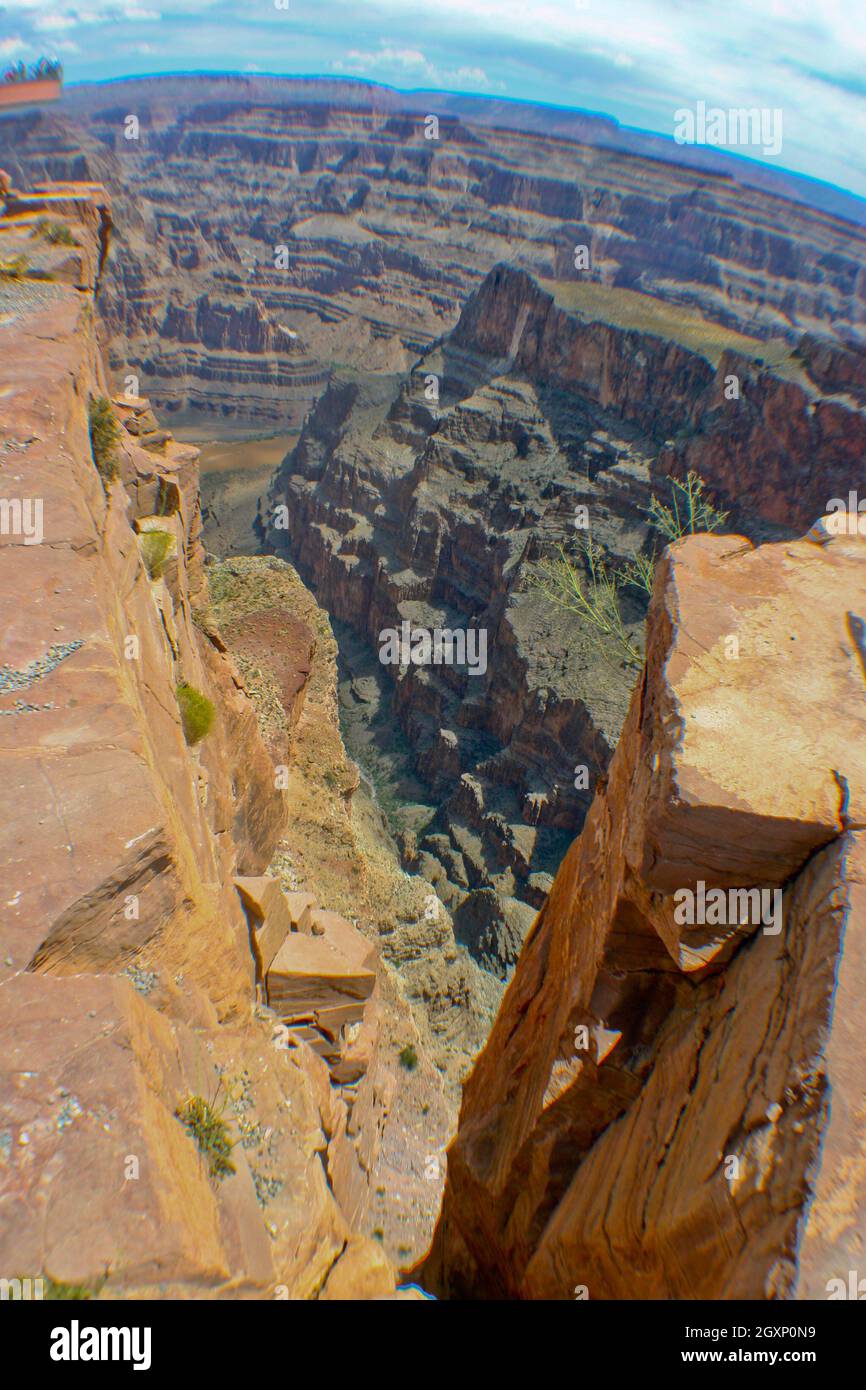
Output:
left=0, top=176, right=412, bottom=1298
left=202, top=551, right=502, bottom=1267
left=1, top=76, right=864, bottom=434
left=268, top=260, right=866, bottom=976
left=422, top=516, right=866, bottom=1299
left=4, top=83, right=865, bottom=1303
left=455, top=267, right=866, bottom=534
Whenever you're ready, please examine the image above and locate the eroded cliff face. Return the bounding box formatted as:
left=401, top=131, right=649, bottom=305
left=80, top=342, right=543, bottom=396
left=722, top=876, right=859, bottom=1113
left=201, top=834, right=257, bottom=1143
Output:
left=202, top=553, right=501, bottom=1266
left=422, top=518, right=866, bottom=1299
left=453, top=267, right=866, bottom=535
left=0, top=176, right=415, bottom=1298
left=2, top=75, right=864, bottom=434
left=268, top=260, right=866, bottom=978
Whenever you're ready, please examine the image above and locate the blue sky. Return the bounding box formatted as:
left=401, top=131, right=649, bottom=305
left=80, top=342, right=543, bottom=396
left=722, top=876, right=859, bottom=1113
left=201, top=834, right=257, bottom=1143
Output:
left=2, top=0, right=866, bottom=198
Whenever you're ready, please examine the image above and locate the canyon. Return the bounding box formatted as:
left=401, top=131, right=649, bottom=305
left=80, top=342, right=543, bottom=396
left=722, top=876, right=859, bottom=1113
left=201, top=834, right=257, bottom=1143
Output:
left=0, top=171, right=493, bottom=1294
left=5, top=77, right=864, bottom=972
left=1, top=74, right=865, bottom=1301
left=266, top=258, right=866, bottom=970
left=1, top=75, right=864, bottom=440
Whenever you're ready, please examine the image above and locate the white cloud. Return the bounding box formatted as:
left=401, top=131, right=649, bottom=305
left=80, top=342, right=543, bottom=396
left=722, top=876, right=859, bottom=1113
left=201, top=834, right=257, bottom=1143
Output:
left=343, top=46, right=431, bottom=73
left=334, top=48, right=436, bottom=80
left=33, top=15, right=78, bottom=31
left=0, top=37, right=29, bottom=58
left=334, top=46, right=505, bottom=95
left=454, top=67, right=491, bottom=85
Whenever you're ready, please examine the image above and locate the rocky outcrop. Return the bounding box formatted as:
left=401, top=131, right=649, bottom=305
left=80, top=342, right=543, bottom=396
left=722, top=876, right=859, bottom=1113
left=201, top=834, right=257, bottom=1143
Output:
left=0, top=177, right=398, bottom=1298
left=267, top=261, right=866, bottom=973
left=205, top=552, right=501, bottom=1266
left=454, top=266, right=866, bottom=534
left=422, top=517, right=866, bottom=1299
left=2, top=75, right=864, bottom=433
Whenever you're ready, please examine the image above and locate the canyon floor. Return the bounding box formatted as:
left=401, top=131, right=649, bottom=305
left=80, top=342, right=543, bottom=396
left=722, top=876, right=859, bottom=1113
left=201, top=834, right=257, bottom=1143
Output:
left=1, top=75, right=865, bottom=1301
left=198, top=431, right=298, bottom=558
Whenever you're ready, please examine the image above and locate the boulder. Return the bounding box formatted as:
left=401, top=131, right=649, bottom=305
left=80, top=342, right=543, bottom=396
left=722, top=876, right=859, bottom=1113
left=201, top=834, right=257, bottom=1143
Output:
left=319, top=1235, right=396, bottom=1301
left=266, top=930, right=376, bottom=1020
left=423, top=521, right=866, bottom=1300
left=234, top=874, right=294, bottom=977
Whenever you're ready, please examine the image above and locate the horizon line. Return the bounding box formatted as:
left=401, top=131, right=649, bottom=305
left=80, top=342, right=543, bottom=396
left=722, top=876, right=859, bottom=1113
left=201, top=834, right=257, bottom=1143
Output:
left=33, top=67, right=866, bottom=222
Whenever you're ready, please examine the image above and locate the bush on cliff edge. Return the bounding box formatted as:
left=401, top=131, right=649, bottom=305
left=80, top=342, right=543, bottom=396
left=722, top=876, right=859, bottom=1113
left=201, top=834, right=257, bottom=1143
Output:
left=175, top=680, right=215, bottom=746
left=175, top=1095, right=235, bottom=1181
left=140, top=529, right=175, bottom=580
left=88, top=396, right=120, bottom=490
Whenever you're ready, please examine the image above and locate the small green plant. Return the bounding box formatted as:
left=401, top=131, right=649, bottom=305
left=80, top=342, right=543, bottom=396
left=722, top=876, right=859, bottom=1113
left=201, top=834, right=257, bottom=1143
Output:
left=0, top=254, right=29, bottom=280
left=31, top=217, right=77, bottom=247
left=175, top=680, right=215, bottom=745
left=623, top=472, right=730, bottom=595
left=647, top=469, right=729, bottom=543
left=42, top=1275, right=103, bottom=1300
left=398, top=1043, right=418, bottom=1071
left=88, top=396, right=120, bottom=489
left=140, top=529, right=174, bottom=580
left=532, top=471, right=728, bottom=662
left=531, top=536, right=643, bottom=670
left=620, top=550, right=657, bottom=596
left=176, top=1094, right=236, bottom=1181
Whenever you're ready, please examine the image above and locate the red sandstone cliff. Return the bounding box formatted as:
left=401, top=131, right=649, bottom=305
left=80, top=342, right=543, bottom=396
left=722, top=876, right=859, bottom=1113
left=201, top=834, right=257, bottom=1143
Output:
left=422, top=516, right=866, bottom=1298
left=0, top=177, right=400, bottom=1298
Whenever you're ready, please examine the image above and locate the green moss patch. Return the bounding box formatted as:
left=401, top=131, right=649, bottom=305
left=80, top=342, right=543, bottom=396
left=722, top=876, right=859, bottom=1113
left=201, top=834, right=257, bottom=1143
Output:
left=175, top=681, right=215, bottom=746
left=88, top=397, right=120, bottom=489
left=140, top=529, right=175, bottom=580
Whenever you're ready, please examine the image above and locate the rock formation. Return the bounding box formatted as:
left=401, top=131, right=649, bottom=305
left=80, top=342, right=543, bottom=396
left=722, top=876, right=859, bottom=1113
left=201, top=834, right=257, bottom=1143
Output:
left=267, top=258, right=866, bottom=973
left=204, top=553, right=501, bottom=1264
left=0, top=173, right=424, bottom=1297
left=2, top=76, right=864, bottom=435
left=422, top=517, right=866, bottom=1299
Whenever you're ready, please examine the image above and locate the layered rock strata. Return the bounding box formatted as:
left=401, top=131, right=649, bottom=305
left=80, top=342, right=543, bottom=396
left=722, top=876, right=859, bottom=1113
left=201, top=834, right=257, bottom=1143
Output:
left=268, top=261, right=866, bottom=973
left=2, top=76, right=864, bottom=433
